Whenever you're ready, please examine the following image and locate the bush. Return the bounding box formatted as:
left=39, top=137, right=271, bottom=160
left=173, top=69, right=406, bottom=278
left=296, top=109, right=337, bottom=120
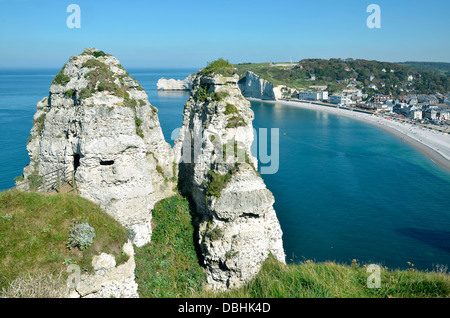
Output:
left=206, top=226, right=223, bottom=241
left=52, top=66, right=71, bottom=86
left=65, top=90, right=74, bottom=98
left=206, top=169, right=234, bottom=199
left=82, top=59, right=116, bottom=97
left=78, top=88, right=92, bottom=99
left=134, top=116, right=144, bottom=138
left=67, top=218, right=96, bottom=251
left=200, top=58, right=236, bottom=77
left=226, top=115, right=246, bottom=128
left=224, top=103, right=238, bottom=115
left=91, top=50, right=108, bottom=58
left=210, top=91, right=229, bottom=102
left=196, top=85, right=209, bottom=102
left=14, top=176, right=24, bottom=182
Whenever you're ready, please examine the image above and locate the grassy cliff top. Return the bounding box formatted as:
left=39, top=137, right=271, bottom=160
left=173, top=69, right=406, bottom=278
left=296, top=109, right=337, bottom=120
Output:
left=134, top=196, right=450, bottom=298
left=1, top=190, right=448, bottom=298
left=234, top=58, right=450, bottom=96
left=0, top=190, right=129, bottom=294
left=200, top=58, right=236, bottom=77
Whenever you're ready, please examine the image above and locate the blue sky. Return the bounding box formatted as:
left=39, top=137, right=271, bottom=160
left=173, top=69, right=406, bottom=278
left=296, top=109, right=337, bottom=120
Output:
left=0, top=0, right=449, bottom=69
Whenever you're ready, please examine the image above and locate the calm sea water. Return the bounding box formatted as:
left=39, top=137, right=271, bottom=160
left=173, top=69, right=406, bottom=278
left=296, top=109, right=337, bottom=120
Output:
left=1, top=69, right=449, bottom=271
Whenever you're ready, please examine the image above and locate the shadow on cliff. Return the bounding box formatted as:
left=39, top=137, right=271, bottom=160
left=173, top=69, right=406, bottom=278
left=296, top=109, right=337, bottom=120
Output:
left=177, top=164, right=206, bottom=270
left=396, top=228, right=450, bottom=253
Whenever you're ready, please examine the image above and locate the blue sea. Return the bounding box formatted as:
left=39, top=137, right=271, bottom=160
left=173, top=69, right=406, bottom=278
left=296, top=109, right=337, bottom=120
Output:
left=1, top=68, right=449, bottom=271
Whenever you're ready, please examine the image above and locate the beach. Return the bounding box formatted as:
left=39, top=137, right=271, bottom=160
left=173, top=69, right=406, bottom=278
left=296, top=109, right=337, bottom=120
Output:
left=248, top=98, right=450, bottom=172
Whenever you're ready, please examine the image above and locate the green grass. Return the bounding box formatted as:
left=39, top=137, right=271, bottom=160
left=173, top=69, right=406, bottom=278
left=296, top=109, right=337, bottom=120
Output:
left=33, top=113, right=46, bottom=136
left=134, top=195, right=206, bottom=298
left=0, top=190, right=129, bottom=292
left=197, top=255, right=450, bottom=298
left=2, top=190, right=448, bottom=298
left=82, top=59, right=118, bottom=99
left=81, top=50, right=109, bottom=58
left=226, top=115, right=246, bottom=128
left=52, top=66, right=71, bottom=86
left=134, top=116, right=144, bottom=138
left=79, top=57, right=144, bottom=100
left=206, top=170, right=233, bottom=199
left=134, top=194, right=449, bottom=298
left=14, top=176, right=24, bottom=182
left=224, top=103, right=238, bottom=115
left=200, top=58, right=236, bottom=77
left=65, top=90, right=74, bottom=98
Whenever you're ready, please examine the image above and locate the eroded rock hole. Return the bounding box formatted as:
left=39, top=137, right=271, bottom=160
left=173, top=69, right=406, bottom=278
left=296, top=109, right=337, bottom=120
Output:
left=100, top=160, right=115, bottom=166
left=73, top=154, right=81, bottom=171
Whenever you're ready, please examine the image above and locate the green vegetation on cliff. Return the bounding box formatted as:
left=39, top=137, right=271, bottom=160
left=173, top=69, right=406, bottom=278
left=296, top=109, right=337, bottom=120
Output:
left=0, top=190, right=129, bottom=294
left=235, top=58, right=450, bottom=97
left=134, top=195, right=206, bottom=297
left=1, top=190, right=448, bottom=298
left=199, top=255, right=449, bottom=298
left=135, top=195, right=449, bottom=298
left=200, top=58, right=236, bottom=77
left=52, top=65, right=71, bottom=86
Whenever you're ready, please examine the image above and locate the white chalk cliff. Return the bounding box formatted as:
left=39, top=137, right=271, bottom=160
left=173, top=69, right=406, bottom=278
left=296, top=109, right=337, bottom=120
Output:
left=18, top=51, right=286, bottom=296
left=174, top=71, right=285, bottom=290
left=238, top=71, right=276, bottom=100
left=238, top=71, right=298, bottom=100
left=157, top=74, right=194, bottom=91
left=19, top=48, right=176, bottom=247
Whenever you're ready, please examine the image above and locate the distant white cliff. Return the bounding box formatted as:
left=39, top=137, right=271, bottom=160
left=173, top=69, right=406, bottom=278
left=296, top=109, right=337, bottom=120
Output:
left=157, top=74, right=194, bottom=91
left=238, top=71, right=298, bottom=100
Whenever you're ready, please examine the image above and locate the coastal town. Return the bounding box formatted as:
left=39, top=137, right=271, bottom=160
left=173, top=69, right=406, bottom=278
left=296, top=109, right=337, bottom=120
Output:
left=157, top=68, right=450, bottom=135
left=295, top=87, right=450, bottom=134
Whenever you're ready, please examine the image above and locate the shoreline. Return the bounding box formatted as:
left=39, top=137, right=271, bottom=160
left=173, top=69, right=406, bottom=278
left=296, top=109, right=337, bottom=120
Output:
left=247, top=98, right=450, bottom=173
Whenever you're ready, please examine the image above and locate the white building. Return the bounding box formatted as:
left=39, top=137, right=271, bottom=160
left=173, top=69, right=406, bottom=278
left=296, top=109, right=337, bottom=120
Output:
left=329, top=94, right=351, bottom=106
left=298, top=90, right=328, bottom=101
left=440, top=109, right=450, bottom=120
left=424, top=108, right=439, bottom=120
left=410, top=107, right=423, bottom=120
left=298, top=91, right=319, bottom=101
left=319, top=91, right=328, bottom=101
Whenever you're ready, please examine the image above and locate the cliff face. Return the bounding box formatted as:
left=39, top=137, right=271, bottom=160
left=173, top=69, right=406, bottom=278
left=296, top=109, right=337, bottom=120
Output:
left=157, top=74, right=193, bottom=91
left=174, top=72, right=285, bottom=290
left=238, top=71, right=276, bottom=100
left=20, top=48, right=176, bottom=247
left=238, top=71, right=299, bottom=100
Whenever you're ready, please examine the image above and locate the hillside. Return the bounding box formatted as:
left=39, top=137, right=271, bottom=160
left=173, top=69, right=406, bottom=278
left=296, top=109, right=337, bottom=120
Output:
left=0, top=190, right=129, bottom=296
left=398, top=62, right=450, bottom=77
left=235, top=59, right=450, bottom=97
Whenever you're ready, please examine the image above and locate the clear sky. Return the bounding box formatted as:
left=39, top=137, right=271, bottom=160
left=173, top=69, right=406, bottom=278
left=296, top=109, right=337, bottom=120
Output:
left=0, top=0, right=449, bottom=69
